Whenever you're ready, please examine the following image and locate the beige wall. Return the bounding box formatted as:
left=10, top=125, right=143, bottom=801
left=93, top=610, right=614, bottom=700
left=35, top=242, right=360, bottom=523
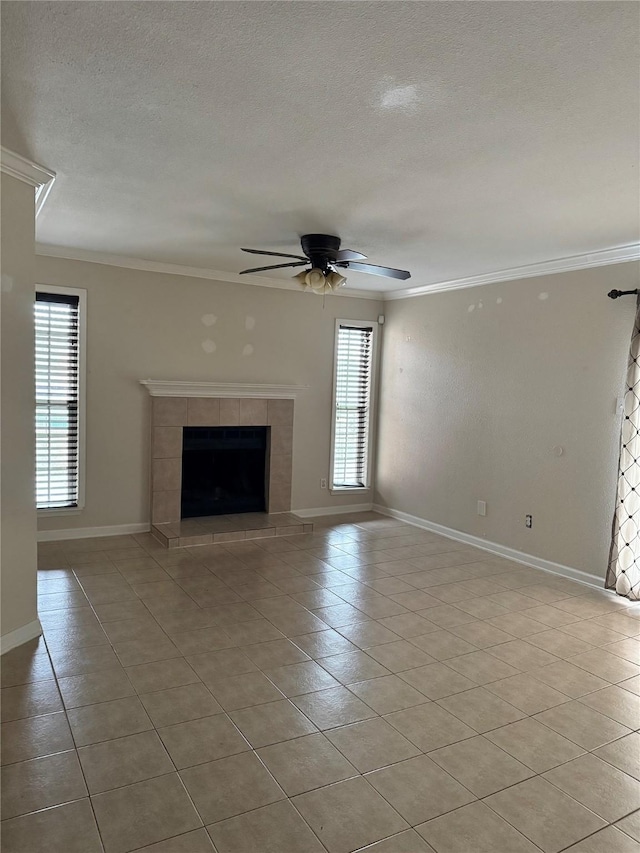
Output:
left=375, top=263, right=638, bottom=579
left=1, top=174, right=38, bottom=644
left=35, top=253, right=637, bottom=581
left=36, top=257, right=382, bottom=532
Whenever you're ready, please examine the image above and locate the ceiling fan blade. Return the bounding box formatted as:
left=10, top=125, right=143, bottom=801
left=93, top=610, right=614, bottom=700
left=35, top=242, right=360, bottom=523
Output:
left=334, top=249, right=367, bottom=261
left=239, top=261, right=309, bottom=275
left=343, top=262, right=411, bottom=280
left=241, top=248, right=307, bottom=261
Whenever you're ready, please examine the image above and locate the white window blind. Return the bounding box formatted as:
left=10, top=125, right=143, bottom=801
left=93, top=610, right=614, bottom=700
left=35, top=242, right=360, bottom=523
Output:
left=35, top=292, right=80, bottom=509
left=332, top=323, right=374, bottom=488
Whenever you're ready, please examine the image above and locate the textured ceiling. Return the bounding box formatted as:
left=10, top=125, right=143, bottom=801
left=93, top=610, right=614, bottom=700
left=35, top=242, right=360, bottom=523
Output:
left=2, top=1, right=639, bottom=292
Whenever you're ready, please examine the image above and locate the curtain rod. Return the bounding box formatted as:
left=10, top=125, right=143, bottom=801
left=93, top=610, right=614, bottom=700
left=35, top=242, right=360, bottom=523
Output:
left=608, top=289, right=640, bottom=299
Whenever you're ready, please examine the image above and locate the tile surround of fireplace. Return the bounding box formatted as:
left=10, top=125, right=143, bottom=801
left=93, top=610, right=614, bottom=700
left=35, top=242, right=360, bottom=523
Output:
left=149, top=396, right=295, bottom=526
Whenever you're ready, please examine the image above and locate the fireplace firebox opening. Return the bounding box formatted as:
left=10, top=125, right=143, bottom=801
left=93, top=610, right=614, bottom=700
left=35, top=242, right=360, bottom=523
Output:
left=181, top=426, right=268, bottom=518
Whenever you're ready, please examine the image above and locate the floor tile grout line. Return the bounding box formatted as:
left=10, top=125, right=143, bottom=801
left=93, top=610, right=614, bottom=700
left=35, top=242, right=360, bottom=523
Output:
left=12, top=609, right=110, bottom=851
left=288, top=774, right=412, bottom=850
left=0, top=794, right=103, bottom=828
left=287, top=698, right=571, bottom=836
left=24, top=619, right=640, bottom=716
left=1, top=746, right=625, bottom=850
left=413, top=802, right=549, bottom=853
left=36, top=540, right=220, bottom=846
left=208, top=740, right=333, bottom=853
left=541, top=764, right=640, bottom=826
left=23, top=520, right=640, bottom=852
left=478, top=785, right=618, bottom=852
left=4, top=678, right=633, bottom=780
left=26, top=596, right=640, bottom=724
left=306, top=729, right=485, bottom=825
left=40, top=540, right=340, bottom=846
left=616, top=811, right=640, bottom=845
left=431, top=690, right=633, bottom=752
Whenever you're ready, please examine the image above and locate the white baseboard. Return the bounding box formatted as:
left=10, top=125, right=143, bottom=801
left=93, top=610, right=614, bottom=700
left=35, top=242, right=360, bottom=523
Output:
left=1, top=619, right=43, bottom=655
left=373, top=504, right=604, bottom=590
left=37, top=523, right=150, bottom=542
left=292, top=503, right=374, bottom=519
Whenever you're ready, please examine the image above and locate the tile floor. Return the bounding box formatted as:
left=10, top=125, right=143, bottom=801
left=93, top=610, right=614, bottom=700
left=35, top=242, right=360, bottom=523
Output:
left=2, top=512, right=640, bottom=853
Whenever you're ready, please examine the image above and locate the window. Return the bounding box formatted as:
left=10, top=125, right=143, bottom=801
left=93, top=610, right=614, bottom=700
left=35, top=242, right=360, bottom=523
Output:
left=331, top=320, right=377, bottom=490
left=35, top=287, right=86, bottom=511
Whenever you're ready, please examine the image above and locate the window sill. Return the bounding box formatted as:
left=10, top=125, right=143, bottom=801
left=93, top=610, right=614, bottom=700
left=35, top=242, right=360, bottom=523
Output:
left=37, top=506, right=84, bottom=517
left=330, top=487, right=371, bottom=496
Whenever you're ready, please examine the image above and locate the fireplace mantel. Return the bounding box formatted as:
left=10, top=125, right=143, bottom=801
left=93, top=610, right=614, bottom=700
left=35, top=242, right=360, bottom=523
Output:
left=140, top=380, right=308, bottom=399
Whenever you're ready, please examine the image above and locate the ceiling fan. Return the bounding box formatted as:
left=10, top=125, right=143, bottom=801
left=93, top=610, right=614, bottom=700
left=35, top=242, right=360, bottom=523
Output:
left=239, top=234, right=411, bottom=293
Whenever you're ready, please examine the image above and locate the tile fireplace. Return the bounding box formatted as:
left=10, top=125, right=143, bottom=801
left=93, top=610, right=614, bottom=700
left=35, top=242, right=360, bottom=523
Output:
left=141, top=381, right=310, bottom=547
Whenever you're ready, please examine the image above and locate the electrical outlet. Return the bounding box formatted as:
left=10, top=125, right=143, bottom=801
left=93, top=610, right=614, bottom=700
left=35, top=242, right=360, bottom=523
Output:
left=525, top=514, right=533, bottom=528
left=320, top=478, right=327, bottom=489
left=477, top=500, right=487, bottom=517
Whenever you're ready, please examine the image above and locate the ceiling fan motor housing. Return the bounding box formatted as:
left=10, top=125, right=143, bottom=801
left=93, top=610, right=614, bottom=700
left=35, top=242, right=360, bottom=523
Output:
left=239, top=236, right=410, bottom=280
left=301, top=234, right=341, bottom=272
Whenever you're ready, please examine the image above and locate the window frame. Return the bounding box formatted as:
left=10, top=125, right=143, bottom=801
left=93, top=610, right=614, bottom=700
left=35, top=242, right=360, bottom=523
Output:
left=329, top=318, right=378, bottom=495
left=35, top=284, right=87, bottom=515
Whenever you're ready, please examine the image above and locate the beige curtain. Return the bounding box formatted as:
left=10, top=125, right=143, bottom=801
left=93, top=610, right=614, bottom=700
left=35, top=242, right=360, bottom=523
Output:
left=606, top=296, right=640, bottom=600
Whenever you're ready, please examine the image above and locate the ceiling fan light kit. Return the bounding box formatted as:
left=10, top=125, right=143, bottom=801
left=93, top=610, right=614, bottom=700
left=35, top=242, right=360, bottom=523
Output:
left=293, top=268, right=347, bottom=294
left=239, top=234, right=411, bottom=291
left=327, top=270, right=347, bottom=289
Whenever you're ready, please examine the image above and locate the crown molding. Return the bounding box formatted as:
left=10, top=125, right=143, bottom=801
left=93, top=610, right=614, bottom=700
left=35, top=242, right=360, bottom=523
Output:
left=1, top=147, right=56, bottom=217
left=35, top=244, right=383, bottom=300
left=384, top=243, right=640, bottom=300
left=140, top=380, right=308, bottom=399
left=35, top=240, right=640, bottom=301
